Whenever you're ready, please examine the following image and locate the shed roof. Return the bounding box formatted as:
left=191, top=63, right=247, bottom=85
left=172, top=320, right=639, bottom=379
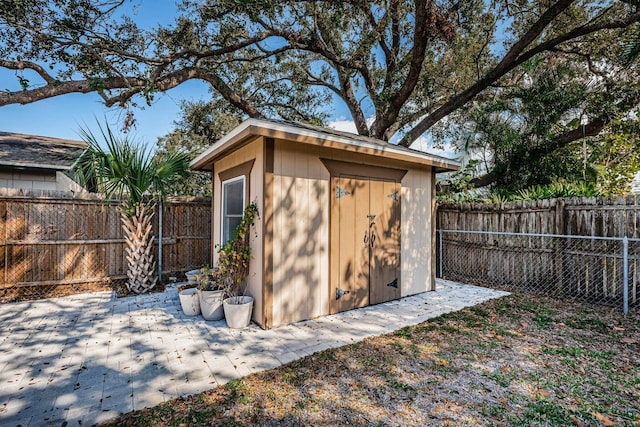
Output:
left=190, top=118, right=460, bottom=172
left=0, top=132, right=87, bottom=171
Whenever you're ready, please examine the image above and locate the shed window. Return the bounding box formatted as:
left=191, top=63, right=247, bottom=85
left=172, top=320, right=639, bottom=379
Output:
left=222, top=176, right=246, bottom=244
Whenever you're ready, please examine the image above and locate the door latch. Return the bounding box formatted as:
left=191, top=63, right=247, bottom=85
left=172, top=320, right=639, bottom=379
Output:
left=386, top=278, right=398, bottom=288
left=336, top=288, right=351, bottom=300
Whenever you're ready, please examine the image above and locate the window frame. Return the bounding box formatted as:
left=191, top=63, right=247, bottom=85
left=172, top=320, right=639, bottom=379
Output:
left=220, top=175, right=246, bottom=245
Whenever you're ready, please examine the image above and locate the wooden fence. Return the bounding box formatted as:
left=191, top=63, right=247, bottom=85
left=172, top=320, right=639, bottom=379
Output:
left=437, top=196, right=640, bottom=308
left=0, top=189, right=211, bottom=302
left=438, top=195, right=640, bottom=238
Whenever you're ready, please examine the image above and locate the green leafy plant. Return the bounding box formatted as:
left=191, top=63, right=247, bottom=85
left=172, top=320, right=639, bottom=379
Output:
left=73, top=121, right=189, bottom=294
left=194, top=266, right=222, bottom=292
left=214, top=202, right=259, bottom=302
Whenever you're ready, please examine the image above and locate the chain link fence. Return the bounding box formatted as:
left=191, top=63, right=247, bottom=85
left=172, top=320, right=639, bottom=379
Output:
left=0, top=190, right=211, bottom=303
left=437, top=230, right=639, bottom=314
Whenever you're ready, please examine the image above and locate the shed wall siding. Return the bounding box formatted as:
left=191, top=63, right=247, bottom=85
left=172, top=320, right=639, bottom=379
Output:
left=271, top=139, right=434, bottom=326
left=212, top=137, right=265, bottom=325
left=272, top=140, right=330, bottom=326
left=401, top=168, right=434, bottom=296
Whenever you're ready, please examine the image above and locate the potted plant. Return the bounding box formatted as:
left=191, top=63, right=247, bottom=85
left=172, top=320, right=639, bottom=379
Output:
left=195, top=267, right=225, bottom=321
left=185, top=269, right=201, bottom=285
left=219, top=202, right=259, bottom=328
left=177, top=282, right=200, bottom=316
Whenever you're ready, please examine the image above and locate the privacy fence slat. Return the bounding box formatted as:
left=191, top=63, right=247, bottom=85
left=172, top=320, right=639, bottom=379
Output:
left=0, top=189, right=211, bottom=302
left=437, top=195, right=640, bottom=310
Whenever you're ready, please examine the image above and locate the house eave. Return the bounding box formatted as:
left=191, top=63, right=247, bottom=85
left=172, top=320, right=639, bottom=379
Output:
left=0, top=161, right=71, bottom=171
left=190, top=119, right=461, bottom=172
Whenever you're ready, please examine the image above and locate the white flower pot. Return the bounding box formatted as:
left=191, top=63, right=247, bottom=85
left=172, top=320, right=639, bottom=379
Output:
left=178, top=287, right=200, bottom=316
left=199, top=289, right=225, bottom=321
left=186, top=269, right=201, bottom=285
left=223, top=296, right=254, bottom=328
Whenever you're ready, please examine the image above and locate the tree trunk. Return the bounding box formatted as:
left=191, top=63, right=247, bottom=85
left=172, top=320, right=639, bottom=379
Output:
left=121, top=203, right=157, bottom=294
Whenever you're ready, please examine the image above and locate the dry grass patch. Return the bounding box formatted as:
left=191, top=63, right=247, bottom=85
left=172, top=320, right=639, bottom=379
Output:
left=106, top=294, right=640, bottom=426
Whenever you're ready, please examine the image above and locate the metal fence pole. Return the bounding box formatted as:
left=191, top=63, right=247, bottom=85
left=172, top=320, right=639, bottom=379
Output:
left=438, top=229, right=443, bottom=278
left=158, top=200, right=163, bottom=285
left=623, top=236, right=629, bottom=315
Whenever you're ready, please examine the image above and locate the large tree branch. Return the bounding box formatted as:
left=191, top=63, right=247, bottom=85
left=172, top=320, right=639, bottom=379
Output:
left=337, top=71, right=370, bottom=136
left=0, top=66, right=265, bottom=118
left=0, top=60, right=57, bottom=84
left=400, top=0, right=576, bottom=146
left=400, top=4, right=640, bottom=146
left=372, top=0, right=456, bottom=139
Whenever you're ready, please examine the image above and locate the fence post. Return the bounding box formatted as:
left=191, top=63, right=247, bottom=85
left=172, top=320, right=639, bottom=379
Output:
left=623, top=236, right=629, bottom=315
left=438, top=229, right=443, bottom=278
left=158, top=200, right=163, bottom=285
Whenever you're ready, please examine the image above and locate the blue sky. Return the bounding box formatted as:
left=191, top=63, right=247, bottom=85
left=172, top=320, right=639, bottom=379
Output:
left=0, top=0, right=453, bottom=158
left=0, top=0, right=359, bottom=147
left=0, top=1, right=213, bottom=144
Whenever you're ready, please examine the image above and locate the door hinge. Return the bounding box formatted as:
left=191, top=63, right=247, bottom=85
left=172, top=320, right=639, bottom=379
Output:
left=336, top=186, right=351, bottom=199
left=387, top=191, right=399, bottom=201
left=336, top=288, right=351, bottom=300
left=387, top=278, right=398, bottom=288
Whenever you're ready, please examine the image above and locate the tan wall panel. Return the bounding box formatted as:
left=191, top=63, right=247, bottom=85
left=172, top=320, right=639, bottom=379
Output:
left=212, top=137, right=264, bottom=326
left=272, top=140, right=330, bottom=326
left=401, top=167, right=433, bottom=296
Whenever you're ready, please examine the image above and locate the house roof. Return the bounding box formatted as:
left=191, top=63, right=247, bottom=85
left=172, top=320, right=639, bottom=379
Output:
left=0, top=132, right=87, bottom=171
left=190, top=118, right=460, bottom=172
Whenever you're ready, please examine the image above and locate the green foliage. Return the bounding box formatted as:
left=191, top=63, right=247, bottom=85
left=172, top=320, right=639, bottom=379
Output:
left=214, top=202, right=259, bottom=301
left=438, top=180, right=602, bottom=203
left=588, top=119, right=640, bottom=196
left=73, top=121, right=190, bottom=215
left=194, top=266, right=220, bottom=292
left=155, top=100, right=243, bottom=196
left=2, top=0, right=638, bottom=152
left=441, top=53, right=640, bottom=196
left=513, top=181, right=602, bottom=201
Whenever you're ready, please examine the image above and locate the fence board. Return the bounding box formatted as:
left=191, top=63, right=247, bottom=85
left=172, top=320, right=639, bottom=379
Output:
left=438, top=196, right=640, bottom=309
left=0, top=190, right=211, bottom=302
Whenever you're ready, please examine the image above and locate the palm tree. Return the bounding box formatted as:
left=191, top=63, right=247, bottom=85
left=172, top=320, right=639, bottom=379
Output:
left=74, top=122, right=190, bottom=294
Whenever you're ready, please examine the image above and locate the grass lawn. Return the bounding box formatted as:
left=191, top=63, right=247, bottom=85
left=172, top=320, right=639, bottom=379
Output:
left=107, top=294, right=639, bottom=426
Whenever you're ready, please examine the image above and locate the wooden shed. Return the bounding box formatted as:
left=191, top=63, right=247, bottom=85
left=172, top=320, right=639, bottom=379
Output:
left=191, top=119, right=460, bottom=329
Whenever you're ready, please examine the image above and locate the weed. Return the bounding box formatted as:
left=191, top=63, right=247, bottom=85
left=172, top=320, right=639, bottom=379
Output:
left=226, top=379, right=250, bottom=404
left=491, top=326, right=518, bottom=337
left=509, top=400, right=573, bottom=426
left=315, top=348, right=337, bottom=361
left=440, top=324, right=473, bottom=336
left=395, top=326, right=413, bottom=338
left=480, top=403, right=507, bottom=418
left=533, top=313, right=553, bottom=329
left=387, top=379, right=417, bottom=399
left=485, top=368, right=518, bottom=387
left=566, top=316, right=608, bottom=332
left=189, top=407, right=216, bottom=424
left=541, top=346, right=584, bottom=357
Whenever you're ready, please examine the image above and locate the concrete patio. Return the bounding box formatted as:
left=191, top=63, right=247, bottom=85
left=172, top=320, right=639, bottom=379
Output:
left=0, top=279, right=508, bottom=426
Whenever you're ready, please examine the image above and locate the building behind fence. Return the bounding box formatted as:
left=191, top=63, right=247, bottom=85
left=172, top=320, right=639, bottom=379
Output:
left=437, top=196, right=640, bottom=312
left=0, top=188, right=211, bottom=302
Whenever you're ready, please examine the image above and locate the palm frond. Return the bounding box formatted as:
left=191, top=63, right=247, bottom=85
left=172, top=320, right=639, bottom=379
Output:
left=74, top=120, right=190, bottom=209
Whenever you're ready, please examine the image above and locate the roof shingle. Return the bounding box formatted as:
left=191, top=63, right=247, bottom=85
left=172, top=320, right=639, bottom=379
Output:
left=0, top=132, right=87, bottom=170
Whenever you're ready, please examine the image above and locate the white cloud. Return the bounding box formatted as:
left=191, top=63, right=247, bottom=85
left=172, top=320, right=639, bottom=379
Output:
left=327, top=118, right=359, bottom=134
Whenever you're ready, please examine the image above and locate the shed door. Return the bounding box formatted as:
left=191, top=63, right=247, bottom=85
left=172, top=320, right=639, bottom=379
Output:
left=369, top=179, right=401, bottom=305
left=330, top=176, right=400, bottom=314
